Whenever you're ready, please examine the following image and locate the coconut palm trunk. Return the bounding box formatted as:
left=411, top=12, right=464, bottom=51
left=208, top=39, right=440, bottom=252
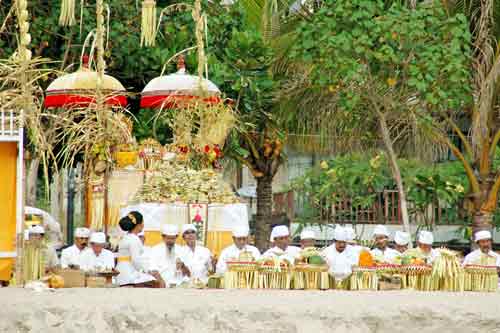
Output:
left=255, top=175, right=274, bottom=250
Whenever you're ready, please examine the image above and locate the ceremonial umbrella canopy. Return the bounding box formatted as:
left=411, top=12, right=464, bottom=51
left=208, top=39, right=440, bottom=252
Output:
left=140, top=56, right=221, bottom=109
left=44, top=56, right=127, bottom=108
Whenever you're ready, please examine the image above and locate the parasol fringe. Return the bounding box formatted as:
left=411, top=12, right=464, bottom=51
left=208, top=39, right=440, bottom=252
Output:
left=141, top=0, right=157, bottom=47
left=59, top=0, right=76, bottom=26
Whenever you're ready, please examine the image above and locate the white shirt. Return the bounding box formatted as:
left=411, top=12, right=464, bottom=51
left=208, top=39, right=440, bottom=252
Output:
left=216, top=244, right=261, bottom=274
left=60, top=244, right=86, bottom=268
left=141, top=245, right=153, bottom=272
left=463, top=249, right=500, bottom=267
left=262, top=246, right=301, bottom=264
left=116, top=233, right=155, bottom=285
left=177, top=245, right=212, bottom=284
left=321, top=245, right=357, bottom=281
left=149, top=243, right=186, bottom=286
left=79, top=248, right=115, bottom=272
left=370, top=247, right=400, bottom=263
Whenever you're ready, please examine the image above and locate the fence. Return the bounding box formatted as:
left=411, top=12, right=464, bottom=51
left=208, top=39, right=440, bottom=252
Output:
left=295, top=189, right=461, bottom=226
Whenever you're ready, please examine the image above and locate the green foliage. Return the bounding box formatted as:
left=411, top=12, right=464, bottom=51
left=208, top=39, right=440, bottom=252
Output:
left=288, top=0, right=472, bottom=119
left=292, top=153, right=471, bottom=226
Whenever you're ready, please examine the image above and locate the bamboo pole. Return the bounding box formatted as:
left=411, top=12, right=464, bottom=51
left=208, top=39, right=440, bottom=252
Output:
left=14, top=0, right=32, bottom=286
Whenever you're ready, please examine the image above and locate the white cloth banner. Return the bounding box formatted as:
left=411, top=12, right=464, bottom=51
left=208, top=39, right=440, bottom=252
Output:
left=120, top=203, right=249, bottom=232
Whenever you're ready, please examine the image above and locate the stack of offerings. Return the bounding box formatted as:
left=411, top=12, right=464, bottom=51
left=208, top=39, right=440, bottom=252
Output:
left=224, top=251, right=259, bottom=289
left=293, top=247, right=330, bottom=290
left=350, top=250, right=378, bottom=291
left=376, top=264, right=403, bottom=290
left=464, top=265, right=498, bottom=292
left=431, top=249, right=464, bottom=292
left=257, top=257, right=293, bottom=289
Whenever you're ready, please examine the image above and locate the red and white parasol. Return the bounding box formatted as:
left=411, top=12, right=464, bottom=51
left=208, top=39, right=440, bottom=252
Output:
left=44, top=56, right=127, bottom=108
left=140, top=56, right=221, bottom=109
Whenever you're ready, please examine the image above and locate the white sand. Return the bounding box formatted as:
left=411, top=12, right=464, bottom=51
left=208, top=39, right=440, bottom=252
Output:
left=0, top=288, right=499, bottom=332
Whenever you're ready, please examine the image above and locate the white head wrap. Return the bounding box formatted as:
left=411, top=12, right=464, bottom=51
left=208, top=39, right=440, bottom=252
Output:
left=29, top=225, right=45, bottom=235
left=333, top=226, right=347, bottom=242
left=475, top=230, right=492, bottom=242
left=418, top=231, right=434, bottom=245
left=344, top=226, right=356, bottom=242
left=90, top=232, right=106, bottom=244
left=233, top=225, right=250, bottom=238
left=394, top=231, right=410, bottom=246
left=271, top=225, right=290, bottom=238
left=182, top=224, right=197, bottom=234
left=75, top=227, right=90, bottom=238
left=373, top=225, right=390, bottom=237
left=161, top=224, right=179, bottom=236
left=300, top=229, right=316, bottom=240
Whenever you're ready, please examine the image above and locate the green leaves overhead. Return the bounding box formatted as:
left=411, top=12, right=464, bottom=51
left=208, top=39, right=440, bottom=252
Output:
left=290, top=0, right=472, bottom=111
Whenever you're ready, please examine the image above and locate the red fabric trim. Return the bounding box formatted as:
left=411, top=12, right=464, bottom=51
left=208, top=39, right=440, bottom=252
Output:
left=44, top=94, right=127, bottom=108
left=140, top=95, right=222, bottom=109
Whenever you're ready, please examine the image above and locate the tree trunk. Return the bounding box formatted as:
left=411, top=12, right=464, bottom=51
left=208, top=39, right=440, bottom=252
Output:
left=378, top=114, right=411, bottom=235
left=255, top=176, right=273, bottom=251
left=26, top=156, right=40, bottom=207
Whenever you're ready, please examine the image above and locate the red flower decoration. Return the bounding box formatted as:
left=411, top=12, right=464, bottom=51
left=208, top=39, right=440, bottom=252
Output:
left=213, top=145, right=221, bottom=157
left=204, top=144, right=211, bottom=153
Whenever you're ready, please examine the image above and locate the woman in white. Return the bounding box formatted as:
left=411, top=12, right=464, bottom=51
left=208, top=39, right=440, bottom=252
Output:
left=116, top=212, right=160, bottom=287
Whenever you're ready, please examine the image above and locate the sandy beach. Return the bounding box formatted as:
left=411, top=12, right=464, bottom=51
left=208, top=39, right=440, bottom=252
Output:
left=0, top=288, right=499, bottom=333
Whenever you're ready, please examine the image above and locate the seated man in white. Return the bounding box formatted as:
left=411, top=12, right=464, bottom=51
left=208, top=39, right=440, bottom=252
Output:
left=463, top=230, right=500, bottom=270
left=216, top=226, right=261, bottom=275
left=394, top=231, right=411, bottom=255
left=79, top=232, right=115, bottom=272
left=321, top=226, right=357, bottom=282
left=61, top=227, right=90, bottom=269
left=177, top=224, right=213, bottom=285
left=413, top=230, right=440, bottom=264
left=150, top=224, right=187, bottom=287
left=299, top=229, right=316, bottom=249
left=370, top=225, right=399, bottom=263
left=262, top=225, right=301, bottom=263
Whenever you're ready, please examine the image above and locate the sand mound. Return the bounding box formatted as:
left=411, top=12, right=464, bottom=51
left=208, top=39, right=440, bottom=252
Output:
left=0, top=288, right=498, bottom=332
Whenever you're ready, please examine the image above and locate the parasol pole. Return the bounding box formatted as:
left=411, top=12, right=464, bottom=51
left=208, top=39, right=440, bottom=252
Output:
left=95, top=0, right=110, bottom=233
left=15, top=0, right=33, bottom=286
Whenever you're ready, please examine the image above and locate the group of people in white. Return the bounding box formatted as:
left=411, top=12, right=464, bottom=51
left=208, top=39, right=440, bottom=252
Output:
left=28, top=210, right=500, bottom=287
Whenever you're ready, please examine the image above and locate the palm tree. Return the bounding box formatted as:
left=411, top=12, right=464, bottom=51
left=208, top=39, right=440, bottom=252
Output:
left=429, top=0, right=500, bottom=235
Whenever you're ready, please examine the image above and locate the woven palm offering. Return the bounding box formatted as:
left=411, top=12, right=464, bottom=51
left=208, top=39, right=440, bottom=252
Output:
left=133, top=163, right=239, bottom=204
left=430, top=249, right=464, bottom=292
left=139, top=138, right=163, bottom=170
left=464, top=265, right=498, bottom=292
left=350, top=266, right=378, bottom=291
left=224, top=250, right=259, bottom=289
left=22, top=240, right=48, bottom=283
left=293, top=247, right=329, bottom=290
left=401, top=264, right=433, bottom=290
left=257, top=257, right=293, bottom=289
left=376, top=264, right=404, bottom=290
